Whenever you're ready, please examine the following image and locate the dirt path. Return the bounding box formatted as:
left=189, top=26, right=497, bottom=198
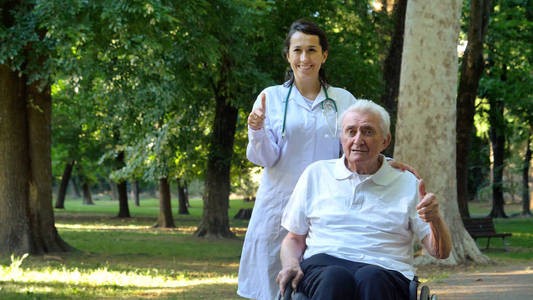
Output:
left=423, top=263, right=533, bottom=299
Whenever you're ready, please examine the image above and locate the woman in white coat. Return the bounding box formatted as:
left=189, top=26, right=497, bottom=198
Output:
left=237, top=19, right=413, bottom=299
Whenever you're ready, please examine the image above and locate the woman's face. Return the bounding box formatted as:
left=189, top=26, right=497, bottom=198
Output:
left=286, top=31, right=328, bottom=83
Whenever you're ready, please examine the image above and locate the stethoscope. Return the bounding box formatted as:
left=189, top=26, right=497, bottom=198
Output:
left=281, top=83, right=338, bottom=139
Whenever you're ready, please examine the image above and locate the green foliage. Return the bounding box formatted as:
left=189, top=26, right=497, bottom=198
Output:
left=0, top=0, right=56, bottom=88
left=41, top=0, right=400, bottom=214
left=470, top=0, right=533, bottom=202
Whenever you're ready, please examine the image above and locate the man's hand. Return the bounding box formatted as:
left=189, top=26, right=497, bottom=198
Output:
left=418, top=179, right=453, bottom=259
left=416, top=179, right=440, bottom=222
left=279, top=232, right=307, bottom=297
left=277, top=263, right=304, bottom=297
left=248, top=93, right=266, bottom=130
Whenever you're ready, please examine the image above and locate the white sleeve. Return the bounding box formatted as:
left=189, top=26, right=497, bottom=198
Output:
left=281, top=168, right=310, bottom=235
left=246, top=90, right=281, bottom=167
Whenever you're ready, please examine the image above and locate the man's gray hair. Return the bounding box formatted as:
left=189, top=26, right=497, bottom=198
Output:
left=338, top=100, right=391, bottom=136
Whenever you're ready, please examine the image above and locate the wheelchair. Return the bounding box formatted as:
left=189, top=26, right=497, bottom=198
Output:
left=277, top=275, right=437, bottom=300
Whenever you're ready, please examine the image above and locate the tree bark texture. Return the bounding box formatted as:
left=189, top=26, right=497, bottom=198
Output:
left=381, top=0, right=407, bottom=157
left=177, top=178, right=190, bottom=215
left=522, top=131, right=532, bottom=215
left=55, top=160, right=75, bottom=209
left=0, top=63, right=71, bottom=255
left=395, top=0, right=488, bottom=264
left=488, top=97, right=507, bottom=218
left=195, top=89, right=237, bottom=238
left=456, top=0, right=492, bottom=218
left=153, top=177, right=175, bottom=228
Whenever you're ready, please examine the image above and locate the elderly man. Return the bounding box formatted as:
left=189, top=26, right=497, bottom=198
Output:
left=277, top=100, right=452, bottom=300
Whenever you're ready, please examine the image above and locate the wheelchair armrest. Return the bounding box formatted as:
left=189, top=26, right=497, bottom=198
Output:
left=409, top=276, right=419, bottom=300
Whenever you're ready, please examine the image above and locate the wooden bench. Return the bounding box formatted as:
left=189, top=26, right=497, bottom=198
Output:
left=462, top=217, right=512, bottom=251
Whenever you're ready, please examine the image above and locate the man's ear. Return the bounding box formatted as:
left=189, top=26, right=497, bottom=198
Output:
left=382, top=134, right=392, bottom=150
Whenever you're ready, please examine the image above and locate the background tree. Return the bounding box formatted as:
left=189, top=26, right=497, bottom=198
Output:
left=380, top=0, right=408, bottom=156
left=456, top=0, right=492, bottom=218
left=478, top=0, right=533, bottom=218
left=394, top=0, right=489, bottom=264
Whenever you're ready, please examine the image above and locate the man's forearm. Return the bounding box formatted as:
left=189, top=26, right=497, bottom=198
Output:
left=280, top=233, right=306, bottom=268
left=428, top=214, right=452, bottom=259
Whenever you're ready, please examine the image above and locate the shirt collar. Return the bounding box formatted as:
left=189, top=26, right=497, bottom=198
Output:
left=369, top=155, right=400, bottom=186
left=284, top=84, right=328, bottom=110
left=334, top=154, right=400, bottom=185
left=334, top=155, right=353, bottom=180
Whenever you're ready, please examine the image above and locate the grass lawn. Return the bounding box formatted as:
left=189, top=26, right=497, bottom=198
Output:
left=1, top=197, right=532, bottom=299
left=0, top=196, right=253, bottom=299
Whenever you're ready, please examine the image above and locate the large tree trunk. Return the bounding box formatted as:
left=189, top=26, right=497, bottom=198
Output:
left=154, top=177, right=175, bottom=228
left=522, top=130, right=532, bottom=216
left=381, top=0, right=407, bottom=157
left=487, top=94, right=507, bottom=218
left=395, top=0, right=488, bottom=264
left=456, top=0, right=492, bottom=218
left=0, top=63, right=71, bottom=255
left=194, top=84, right=237, bottom=238
left=177, top=178, right=190, bottom=215
left=55, top=160, right=75, bottom=209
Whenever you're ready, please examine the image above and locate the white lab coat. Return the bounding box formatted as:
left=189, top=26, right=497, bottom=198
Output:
left=237, top=84, right=356, bottom=300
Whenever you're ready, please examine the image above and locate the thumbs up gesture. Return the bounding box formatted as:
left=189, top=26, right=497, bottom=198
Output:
left=416, top=179, right=440, bottom=223
left=248, top=93, right=266, bottom=130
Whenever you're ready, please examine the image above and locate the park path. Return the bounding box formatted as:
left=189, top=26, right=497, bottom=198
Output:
left=425, top=263, right=533, bottom=299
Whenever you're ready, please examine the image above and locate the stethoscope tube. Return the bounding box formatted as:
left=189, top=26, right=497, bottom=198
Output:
left=281, top=84, right=338, bottom=138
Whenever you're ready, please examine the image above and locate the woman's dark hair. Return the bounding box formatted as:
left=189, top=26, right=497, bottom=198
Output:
left=283, top=19, right=329, bottom=87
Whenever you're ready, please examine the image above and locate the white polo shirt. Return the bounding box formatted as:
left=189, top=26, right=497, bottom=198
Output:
left=281, top=155, right=431, bottom=280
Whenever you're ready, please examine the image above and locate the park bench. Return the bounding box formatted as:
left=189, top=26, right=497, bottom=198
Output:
left=462, top=217, right=512, bottom=251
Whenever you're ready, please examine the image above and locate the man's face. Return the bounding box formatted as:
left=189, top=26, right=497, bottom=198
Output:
left=340, top=110, right=391, bottom=171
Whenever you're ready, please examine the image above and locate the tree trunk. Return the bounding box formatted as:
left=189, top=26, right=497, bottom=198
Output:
left=0, top=63, right=71, bottom=255
left=395, top=0, right=488, bottom=264
left=521, top=128, right=532, bottom=216
left=487, top=97, right=507, bottom=218
left=154, top=177, right=175, bottom=228
left=177, top=178, right=190, bottom=215
left=109, top=181, right=119, bottom=201
left=131, top=180, right=140, bottom=206
left=194, top=83, right=237, bottom=238
left=115, top=151, right=130, bottom=218
left=456, top=0, right=492, bottom=218
left=71, top=176, right=81, bottom=198
left=55, top=160, right=75, bottom=209
left=381, top=0, right=407, bottom=157
left=81, top=181, right=94, bottom=205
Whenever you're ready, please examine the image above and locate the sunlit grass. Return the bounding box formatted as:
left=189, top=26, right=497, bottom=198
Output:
left=0, top=196, right=252, bottom=299
left=1, top=260, right=237, bottom=290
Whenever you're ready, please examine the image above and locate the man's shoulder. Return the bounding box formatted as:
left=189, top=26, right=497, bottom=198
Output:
left=305, top=158, right=339, bottom=176
left=327, top=86, right=355, bottom=102
left=382, top=161, right=420, bottom=186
